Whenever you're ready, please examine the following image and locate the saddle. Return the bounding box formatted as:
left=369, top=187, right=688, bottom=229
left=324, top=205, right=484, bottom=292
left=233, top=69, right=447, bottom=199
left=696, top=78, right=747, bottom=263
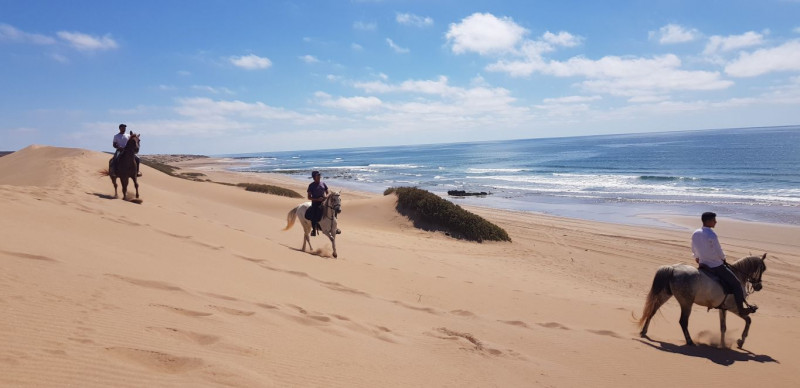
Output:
left=698, top=264, right=736, bottom=295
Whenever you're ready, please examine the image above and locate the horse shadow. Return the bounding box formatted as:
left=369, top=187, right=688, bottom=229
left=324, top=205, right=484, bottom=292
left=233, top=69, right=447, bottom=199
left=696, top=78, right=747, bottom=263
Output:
left=636, top=336, right=779, bottom=366
left=89, top=192, right=116, bottom=200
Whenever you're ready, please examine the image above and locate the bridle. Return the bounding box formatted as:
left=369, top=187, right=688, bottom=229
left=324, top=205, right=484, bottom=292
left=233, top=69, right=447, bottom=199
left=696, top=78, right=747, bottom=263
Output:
left=322, top=193, right=341, bottom=220
left=728, top=259, right=765, bottom=294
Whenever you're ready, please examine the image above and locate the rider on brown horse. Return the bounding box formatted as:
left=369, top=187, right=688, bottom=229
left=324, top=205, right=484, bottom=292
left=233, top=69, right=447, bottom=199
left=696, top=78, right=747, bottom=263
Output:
left=112, top=124, right=142, bottom=177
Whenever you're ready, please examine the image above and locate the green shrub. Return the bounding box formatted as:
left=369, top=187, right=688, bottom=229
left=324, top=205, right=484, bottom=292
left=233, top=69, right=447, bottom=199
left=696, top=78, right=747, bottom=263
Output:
left=140, top=159, right=179, bottom=176
left=236, top=183, right=303, bottom=198
left=384, top=186, right=510, bottom=243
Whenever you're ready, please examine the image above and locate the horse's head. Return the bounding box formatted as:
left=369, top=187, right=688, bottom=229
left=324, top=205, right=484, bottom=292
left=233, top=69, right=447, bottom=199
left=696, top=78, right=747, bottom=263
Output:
left=127, top=132, right=141, bottom=154
left=734, top=253, right=767, bottom=292
left=750, top=253, right=767, bottom=291
left=327, top=191, right=342, bottom=215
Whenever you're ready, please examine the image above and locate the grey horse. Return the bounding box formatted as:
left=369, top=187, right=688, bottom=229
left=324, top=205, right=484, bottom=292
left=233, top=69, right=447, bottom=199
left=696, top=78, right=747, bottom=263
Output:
left=638, top=254, right=767, bottom=348
left=283, top=191, right=342, bottom=258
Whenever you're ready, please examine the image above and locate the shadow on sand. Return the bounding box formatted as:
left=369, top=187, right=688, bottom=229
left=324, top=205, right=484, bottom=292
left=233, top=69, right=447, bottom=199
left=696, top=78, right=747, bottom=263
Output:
left=636, top=336, right=779, bottom=366
left=90, top=192, right=116, bottom=200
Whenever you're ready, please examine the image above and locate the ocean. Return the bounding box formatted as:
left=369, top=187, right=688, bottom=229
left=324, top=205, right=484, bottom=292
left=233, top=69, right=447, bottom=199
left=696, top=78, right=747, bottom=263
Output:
left=222, top=126, right=800, bottom=227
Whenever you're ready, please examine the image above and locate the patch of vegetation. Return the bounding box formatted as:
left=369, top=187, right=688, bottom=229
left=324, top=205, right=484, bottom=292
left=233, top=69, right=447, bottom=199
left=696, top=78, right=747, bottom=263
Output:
left=140, top=158, right=302, bottom=198
left=0, top=151, right=12, bottom=158
left=384, top=186, right=511, bottom=243
left=140, top=159, right=179, bottom=176
left=236, top=183, right=303, bottom=198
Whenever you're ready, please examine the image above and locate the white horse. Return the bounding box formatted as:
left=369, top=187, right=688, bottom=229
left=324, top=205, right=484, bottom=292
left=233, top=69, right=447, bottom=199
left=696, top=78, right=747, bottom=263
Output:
left=638, top=254, right=767, bottom=348
left=283, top=191, right=341, bottom=258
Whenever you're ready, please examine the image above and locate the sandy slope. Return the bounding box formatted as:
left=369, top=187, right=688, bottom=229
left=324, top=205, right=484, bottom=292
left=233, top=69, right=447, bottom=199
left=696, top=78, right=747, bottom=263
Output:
left=1, top=146, right=799, bottom=387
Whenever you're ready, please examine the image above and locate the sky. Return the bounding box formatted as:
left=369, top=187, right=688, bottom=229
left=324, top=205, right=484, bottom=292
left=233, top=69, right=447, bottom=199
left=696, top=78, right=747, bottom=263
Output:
left=1, top=0, right=799, bottom=155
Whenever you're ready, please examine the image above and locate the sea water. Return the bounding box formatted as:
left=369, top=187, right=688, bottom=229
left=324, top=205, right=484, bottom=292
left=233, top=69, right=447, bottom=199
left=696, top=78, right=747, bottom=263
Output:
left=223, top=126, right=800, bottom=227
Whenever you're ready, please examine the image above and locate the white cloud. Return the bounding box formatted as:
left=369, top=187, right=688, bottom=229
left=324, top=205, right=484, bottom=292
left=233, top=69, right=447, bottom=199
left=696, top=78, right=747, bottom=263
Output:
left=192, top=85, right=235, bottom=94
left=542, top=31, right=581, bottom=47
left=386, top=38, right=410, bottom=54
left=542, top=95, right=601, bottom=104
left=300, top=54, right=319, bottom=63
left=396, top=13, right=433, bottom=27
left=353, top=21, right=377, bottom=31
left=50, top=53, right=69, bottom=63
left=351, top=43, right=363, bottom=51
left=795, top=27, right=800, bottom=34
left=318, top=94, right=383, bottom=111
left=725, top=40, right=800, bottom=77
left=651, top=24, right=699, bottom=44
left=350, top=76, right=521, bottom=117
left=704, top=31, right=765, bottom=54
left=57, top=31, right=118, bottom=51
left=491, top=54, right=732, bottom=97
left=175, top=97, right=311, bottom=123
left=0, top=23, right=56, bottom=44
left=446, top=13, right=528, bottom=55
left=230, top=54, right=272, bottom=70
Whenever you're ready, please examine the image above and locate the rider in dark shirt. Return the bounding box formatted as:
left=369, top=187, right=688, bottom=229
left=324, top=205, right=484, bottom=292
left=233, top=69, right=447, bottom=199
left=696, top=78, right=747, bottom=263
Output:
left=306, top=171, right=328, bottom=236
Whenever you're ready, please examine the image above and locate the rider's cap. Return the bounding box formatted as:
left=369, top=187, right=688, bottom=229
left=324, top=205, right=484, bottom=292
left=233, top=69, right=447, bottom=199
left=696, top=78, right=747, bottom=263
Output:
left=311, top=170, right=320, bottom=177
left=119, top=123, right=127, bottom=129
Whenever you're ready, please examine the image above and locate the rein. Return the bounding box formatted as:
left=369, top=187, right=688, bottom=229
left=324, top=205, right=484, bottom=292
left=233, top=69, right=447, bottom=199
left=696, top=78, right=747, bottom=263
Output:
left=726, top=259, right=763, bottom=297
left=322, top=195, right=340, bottom=221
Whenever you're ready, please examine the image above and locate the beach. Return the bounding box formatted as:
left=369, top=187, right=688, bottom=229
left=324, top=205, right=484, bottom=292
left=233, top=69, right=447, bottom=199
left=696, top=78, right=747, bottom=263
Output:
left=2, top=145, right=800, bottom=387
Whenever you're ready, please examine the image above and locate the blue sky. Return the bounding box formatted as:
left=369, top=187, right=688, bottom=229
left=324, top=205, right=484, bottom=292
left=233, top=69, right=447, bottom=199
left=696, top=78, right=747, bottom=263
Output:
left=2, top=0, right=799, bottom=155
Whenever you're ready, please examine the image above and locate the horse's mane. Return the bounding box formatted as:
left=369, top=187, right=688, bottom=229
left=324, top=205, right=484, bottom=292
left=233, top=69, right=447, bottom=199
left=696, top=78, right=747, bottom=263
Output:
left=730, top=255, right=764, bottom=275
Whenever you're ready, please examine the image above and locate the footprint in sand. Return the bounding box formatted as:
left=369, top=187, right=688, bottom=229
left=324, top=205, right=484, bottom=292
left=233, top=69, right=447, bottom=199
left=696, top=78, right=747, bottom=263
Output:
left=107, top=274, right=184, bottom=292
left=392, top=300, right=440, bottom=315
left=586, top=329, right=622, bottom=338
left=0, top=250, right=58, bottom=262
left=450, top=309, right=476, bottom=317
left=150, top=304, right=213, bottom=317
left=201, top=292, right=239, bottom=301
left=147, top=327, right=220, bottom=345
left=106, top=347, right=204, bottom=373
left=207, top=305, right=255, bottom=316
left=537, top=322, right=570, bottom=330
left=255, top=303, right=279, bottom=310
left=499, top=320, right=530, bottom=328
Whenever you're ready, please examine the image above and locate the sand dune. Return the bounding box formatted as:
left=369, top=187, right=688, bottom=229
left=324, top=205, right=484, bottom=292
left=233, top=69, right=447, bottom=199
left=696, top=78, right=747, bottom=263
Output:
left=1, top=146, right=799, bottom=387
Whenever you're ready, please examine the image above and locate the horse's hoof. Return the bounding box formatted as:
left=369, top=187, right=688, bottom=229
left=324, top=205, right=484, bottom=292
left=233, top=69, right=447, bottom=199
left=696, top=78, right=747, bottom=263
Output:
left=333, top=253, right=338, bottom=258
left=737, top=339, right=744, bottom=348
left=686, top=341, right=695, bottom=347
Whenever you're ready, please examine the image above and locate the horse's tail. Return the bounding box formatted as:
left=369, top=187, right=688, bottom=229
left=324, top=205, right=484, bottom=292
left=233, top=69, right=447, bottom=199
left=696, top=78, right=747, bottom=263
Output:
left=283, top=207, right=298, bottom=231
left=98, top=168, right=110, bottom=177
left=637, top=265, right=674, bottom=328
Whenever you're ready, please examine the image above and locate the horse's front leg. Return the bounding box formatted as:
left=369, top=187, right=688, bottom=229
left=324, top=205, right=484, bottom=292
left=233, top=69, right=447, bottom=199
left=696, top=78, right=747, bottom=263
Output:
left=302, top=222, right=312, bottom=252
left=121, top=177, right=129, bottom=200
left=719, top=309, right=727, bottom=348
left=110, top=176, right=118, bottom=198
left=132, top=177, right=139, bottom=198
left=328, top=233, right=337, bottom=259
left=736, top=314, right=752, bottom=349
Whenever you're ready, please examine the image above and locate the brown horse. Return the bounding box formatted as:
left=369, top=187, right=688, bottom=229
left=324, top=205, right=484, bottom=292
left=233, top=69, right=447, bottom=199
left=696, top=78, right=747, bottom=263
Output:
left=108, top=132, right=140, bottom=200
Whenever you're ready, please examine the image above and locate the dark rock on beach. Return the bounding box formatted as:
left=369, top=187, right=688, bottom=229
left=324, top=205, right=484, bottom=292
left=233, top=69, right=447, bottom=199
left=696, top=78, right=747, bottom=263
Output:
left=448, top=190, right=490, bottom=197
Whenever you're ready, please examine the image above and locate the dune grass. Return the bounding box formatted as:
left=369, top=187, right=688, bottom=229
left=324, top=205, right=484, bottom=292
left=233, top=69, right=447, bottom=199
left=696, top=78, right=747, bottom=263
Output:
left=236, top=183, right=303, bottom=198
left=384, top=186, right=511, bottom=243
left=139, top=159, right=179, bottom=176
left=140, top=158, right=301, bottom=198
